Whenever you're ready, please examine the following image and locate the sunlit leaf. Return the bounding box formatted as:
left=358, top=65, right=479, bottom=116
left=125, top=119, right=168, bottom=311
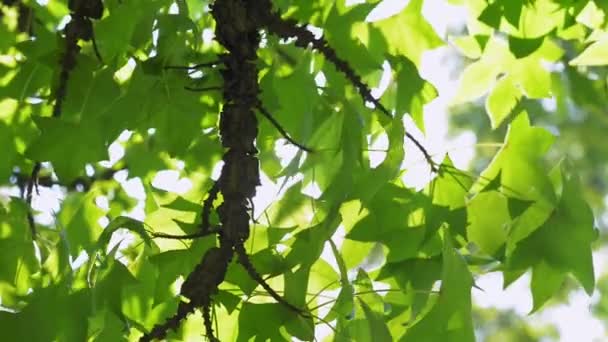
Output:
left=373, top=0, right=443, bottom=66
left=508, top=164, right=597, bottom=309
left=400, top=233, right=474, bottom=341
left=485, top=75, right=520, bottom=129
left=570, top=39, right=608, bottom=66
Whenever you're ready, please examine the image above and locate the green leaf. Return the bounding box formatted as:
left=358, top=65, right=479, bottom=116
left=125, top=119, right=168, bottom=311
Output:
left=347, top=184, right=431, bottom=262
left=94, top=255, right=139, bottom=319
left=0, top=61, right=53, bottom=101
left=324, top=239, right=355, bottom=322
left=285, top=210, right=340, bottom=269
left=338, top=200, right=376, bottom=270
left=518, top=1, right=563, bottom=37
left=508, top=35, right=545, bottom=58
left=96, top=216, right=152, bottom=252
left=58, top=191, right=105, bottom=257
left=266, top=56, right=318, bottom=144
left=373, top=0, right=444, bottom=66
left=301, top=113, right=345, bottom=192
left=353, top=269, right=384, bottom=316
left=480, top=170, right=502, bottom=193
left=0, top=286, right=91, bottom=341
left=508, top=165, right=597, bottom=309
left=0, top=199, right=39, bottom=307
left=485, top=75, right=521, bottom=129
left=95, top=0, right=146, bottom=62
left=325, top=2, right=383, bottom=74
left=215, top=290, right=241, bottom=314
left=358, top=298, right=393, bottom=342
left=475, top=112, right=557, bottom=245
left=0, top=121, right=18, bottom=181
left=377, top=257, right=442, bottom=322
left=284, top=265, right=315, bottom=341
left=453, top=59, right=502, bottom=103
left=237, top=303, right=292, bottom=341
left=478, top=1, right=502, bottom=28
left=353, top=118, right=405, bottom=205
left=530, top=261, right=567, bottom=312
left=149, top=73, right=209, bottom=156
left=25, top=117, right=107, bottom=181
left=0, top=1, right=603, bottom=340
left=512, top=57, right=553, bottom=99
left=507, top=197, right=535, bottom=218
left=60, top=56, right=120, bottom=122
left=87, top=309, right=126, bottom=342
left=450, top=35, right=487, bottom=59
left=570, top=39, right=608, bottom=66
left=501, top=0, right=524, bottom=27
left=433, top=156, right=472, bottom=209
left=155, top=13, right=197, bottom=65
left=466, top=191, right=510, bottom=256
left=391, top=56, right=438, bottom=131
left=400, top=233, right=474, bottom=341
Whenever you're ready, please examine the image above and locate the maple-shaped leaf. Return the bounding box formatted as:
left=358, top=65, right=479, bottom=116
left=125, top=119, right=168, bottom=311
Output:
left=508, top=164, right=597, bottom=311
left=400, top=232, right=474, bottom=341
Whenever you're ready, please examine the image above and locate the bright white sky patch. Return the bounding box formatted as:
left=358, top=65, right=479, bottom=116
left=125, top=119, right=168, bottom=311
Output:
left=151, top=170, right=192, bottom=194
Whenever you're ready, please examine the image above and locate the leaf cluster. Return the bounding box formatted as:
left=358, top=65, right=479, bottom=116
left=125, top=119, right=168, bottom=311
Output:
left=0, top=0, right=604, bottom=341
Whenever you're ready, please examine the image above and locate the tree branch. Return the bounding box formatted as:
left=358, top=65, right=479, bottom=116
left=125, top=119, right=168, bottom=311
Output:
left=256, top=103, right=314, bottom=153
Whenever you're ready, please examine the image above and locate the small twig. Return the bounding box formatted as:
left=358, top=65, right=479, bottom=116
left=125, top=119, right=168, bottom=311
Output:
left=91, top=35, right=104, bottom=64
left=247, top=197, right=258, bottom=224
left=149, top=228, right=220, bottom=240
left=24, top=162, right=41, bottom=238
left=405, top=132, right=437, bottom=172
left=12, top=165, right=125, bottom=192
left=256, top=104, right=314, bottom=152
left=235, top=243, right=309, bottom=317
left=201, top=182, right=220, bottom=232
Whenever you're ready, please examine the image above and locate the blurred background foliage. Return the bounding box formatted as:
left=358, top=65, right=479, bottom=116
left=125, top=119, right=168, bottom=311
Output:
left=443, top=0, right=608, bottom=340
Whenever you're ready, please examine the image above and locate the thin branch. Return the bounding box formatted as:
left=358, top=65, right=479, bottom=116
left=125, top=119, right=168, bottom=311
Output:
left=405, top=131, right=437, bottom=172
left=13, top=165, right=125, bottom=192
left=201, top=182, right=220, bottom=232
left=264, top=13, right=389, bottom=116
left=256, top=103, right=314, bottom=152
left=235, top=243, right=310, bottom=317
left=263, top=14, right=437, bottom=170
left=91, top=35, right=104, bottom=64
left=149, top=228, right=220, bottom=240
left=23, top=162, right=40, bottom=238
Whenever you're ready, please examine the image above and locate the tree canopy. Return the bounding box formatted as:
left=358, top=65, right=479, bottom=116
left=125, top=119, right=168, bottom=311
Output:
left=0, top=0, right=606, bottom=341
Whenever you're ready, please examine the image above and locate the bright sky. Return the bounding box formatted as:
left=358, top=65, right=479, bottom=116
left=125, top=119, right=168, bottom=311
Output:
left=2, top=0, right=606, bottom=340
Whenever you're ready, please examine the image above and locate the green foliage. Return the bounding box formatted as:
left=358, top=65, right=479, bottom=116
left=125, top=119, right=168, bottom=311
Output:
left=0, top=0, right=604, bottom=341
